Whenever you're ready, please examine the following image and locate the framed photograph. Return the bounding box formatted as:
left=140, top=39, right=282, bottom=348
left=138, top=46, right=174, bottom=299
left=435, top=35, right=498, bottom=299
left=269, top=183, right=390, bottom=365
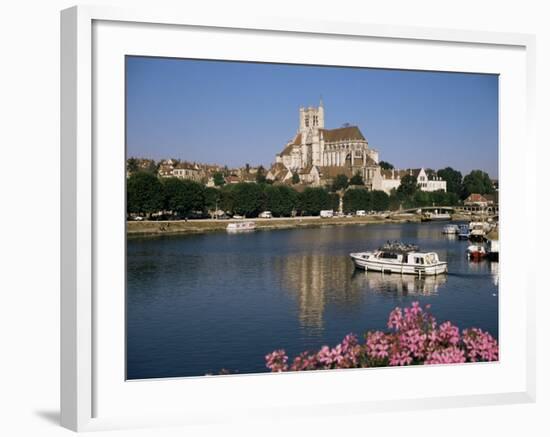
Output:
left=61, top=5, right=536, bottom=432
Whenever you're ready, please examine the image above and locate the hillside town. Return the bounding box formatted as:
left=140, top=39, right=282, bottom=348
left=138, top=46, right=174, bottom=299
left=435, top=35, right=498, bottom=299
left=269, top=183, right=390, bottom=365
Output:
left=126, top=101, right=498, bottom=223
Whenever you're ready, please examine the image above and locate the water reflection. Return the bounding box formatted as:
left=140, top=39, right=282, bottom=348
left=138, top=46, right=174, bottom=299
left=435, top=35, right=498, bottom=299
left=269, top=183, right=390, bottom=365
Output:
left=352, top=270, right=447, bottom=296
left=275, top=254, right=361, bottom=331
left=275, top=252, right=447, bottom=331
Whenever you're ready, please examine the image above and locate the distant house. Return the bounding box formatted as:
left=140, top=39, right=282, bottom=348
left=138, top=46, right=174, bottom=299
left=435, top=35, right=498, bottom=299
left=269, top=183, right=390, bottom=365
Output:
left=375, top=168, right=447, bottom=194
left=173, top=162, right=202, bottom=182
left=464, top=193, right=490, bottom=207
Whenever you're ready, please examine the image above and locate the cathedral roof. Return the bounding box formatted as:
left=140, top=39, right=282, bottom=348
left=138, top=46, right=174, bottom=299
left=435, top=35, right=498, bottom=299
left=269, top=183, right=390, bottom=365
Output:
left=321, top=126, right=366, bottom=143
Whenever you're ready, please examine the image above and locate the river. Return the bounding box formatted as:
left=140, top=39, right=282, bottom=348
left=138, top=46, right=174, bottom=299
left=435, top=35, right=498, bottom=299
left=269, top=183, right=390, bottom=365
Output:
left=126, top=221, right=498, bottom=379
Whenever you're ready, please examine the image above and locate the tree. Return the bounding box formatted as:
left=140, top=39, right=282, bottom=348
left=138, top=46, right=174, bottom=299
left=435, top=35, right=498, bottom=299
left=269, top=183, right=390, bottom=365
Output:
left=349, top=172, right=364, bottom=186
left=298, top=187, right=332, bottom=216
left=292, top=172, right=300, bottom=184
left=213, top=172, right=225, bottom=186
left=343, top=188, right=371, bottom=213
left=379, top=161, right=394, bottom=170
left=461, top=170, right=495, bottom=199
left=332, top=174, right=349, bottom=192
left=126, top=157, right=139, bottom=175
left=437, top=167, right=462, bottom=195
left=256, top=165, right=267, bottom=184
left=264, top=185, right=298, bottom=217
left=162, top=178, right=205, bottom=218
left=203, top=187, right=221, bottom=215
left=127, top=172, right=164, bottom=216
left=371, top=190, right=390, bottom=211
left=231, top=183, right=265, bottom=217
left=397, top=174, right=418, bottom=197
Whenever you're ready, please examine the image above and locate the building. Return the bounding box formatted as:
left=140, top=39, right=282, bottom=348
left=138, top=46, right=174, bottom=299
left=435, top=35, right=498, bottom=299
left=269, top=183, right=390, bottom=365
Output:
left=375, top=168, right=447, bottom=194
left=270, top=100, right=382, bottom=188
left=172, top=162, right=202, bottom=182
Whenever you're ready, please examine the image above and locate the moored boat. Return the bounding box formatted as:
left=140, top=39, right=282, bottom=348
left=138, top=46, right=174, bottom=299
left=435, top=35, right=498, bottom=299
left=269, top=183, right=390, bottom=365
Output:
left=226, top=221, right=256, bottom=232
left=467, top=244, right=486, bottom=261
left=457, top=224, right=470, bottom=240
left=442, top=224, right=459, bottom=234
left=350, top=241, right=447, bottom=276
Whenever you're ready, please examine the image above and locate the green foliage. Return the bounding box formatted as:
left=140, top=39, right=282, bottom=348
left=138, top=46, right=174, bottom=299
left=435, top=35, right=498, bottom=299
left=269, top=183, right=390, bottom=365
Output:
left=343, top=188, right=371, bottom=213
left=203, top=187, right=221, bottom=212
left=126, top=157, right=139, bottom=174
left=298, top=187, right=332, bottom=216
left=230, top=183, right=265, bottom=217
left=349, top=172, right=364, bottom=186
left=213, top=172, right=225, bottom=186
left=264, top=185, right=298, bottom=217
left=291, top=172, right=300, bottom=184
left=256, top=166, right=267, bottom=184
left=162, top=178, right=205, bottom=217
left=127, top=172, right=164, bottom=215
left=371, top=190, right=390, bottom=211
left=379, top=161, right=394, bottom=170
left=332, top=174, right=349, bottom=191
left=437, top=167, right=463, bottom=195
left=461, top=170, right=495, bottom=199
left=397, top=174, right=418, bottom=197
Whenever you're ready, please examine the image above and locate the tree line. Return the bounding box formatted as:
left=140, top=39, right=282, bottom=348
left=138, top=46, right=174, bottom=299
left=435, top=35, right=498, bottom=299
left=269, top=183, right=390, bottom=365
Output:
left=127, top=172, right=341, bottom=218
left=127, top=166, right=496, bottom=219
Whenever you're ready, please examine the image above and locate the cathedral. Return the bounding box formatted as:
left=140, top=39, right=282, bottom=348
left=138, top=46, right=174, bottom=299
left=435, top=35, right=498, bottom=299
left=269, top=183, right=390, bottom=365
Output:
left=269, top=101, right=381, bottom=188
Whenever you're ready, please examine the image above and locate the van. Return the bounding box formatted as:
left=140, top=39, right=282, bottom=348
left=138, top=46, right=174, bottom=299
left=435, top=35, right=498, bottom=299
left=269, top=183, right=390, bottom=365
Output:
left=320, top=210, right=334, bottom=218
left=356, top=210, right=366, bottom=216
left=259, top=211, right=273, bottom=219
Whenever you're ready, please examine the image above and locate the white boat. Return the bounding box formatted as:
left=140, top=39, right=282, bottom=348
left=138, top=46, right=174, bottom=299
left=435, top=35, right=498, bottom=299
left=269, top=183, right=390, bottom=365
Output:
left=467, top=244, right=486, bottom=260
left=350, top=242, right=447, bottom=276
left=226, top=221, right=256, bottom=232
left=442, top=224, right=459, bottom=234
left=468, top=221, right=492, bottom=241
left=421, top=210, right=452, bottom=222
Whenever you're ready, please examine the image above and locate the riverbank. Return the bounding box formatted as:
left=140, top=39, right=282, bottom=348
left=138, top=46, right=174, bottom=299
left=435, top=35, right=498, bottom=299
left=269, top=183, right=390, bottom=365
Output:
left=128, top=214, right=436, bottom=237
left=127, top=213, right=479, bottom=237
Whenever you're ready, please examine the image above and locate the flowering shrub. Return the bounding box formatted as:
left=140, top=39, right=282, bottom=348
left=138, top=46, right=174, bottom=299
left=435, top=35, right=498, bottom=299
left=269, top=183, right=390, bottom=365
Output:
left=265, top=302, right=498, bottom=372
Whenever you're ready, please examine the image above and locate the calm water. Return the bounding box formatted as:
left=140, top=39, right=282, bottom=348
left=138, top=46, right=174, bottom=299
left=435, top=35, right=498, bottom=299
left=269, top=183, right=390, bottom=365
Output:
left=127, top=222, right=498, bottom=379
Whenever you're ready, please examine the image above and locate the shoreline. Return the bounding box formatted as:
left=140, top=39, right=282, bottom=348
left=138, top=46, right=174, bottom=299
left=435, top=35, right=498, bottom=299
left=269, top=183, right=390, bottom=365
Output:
left=127, top=214, right=474, bottom=238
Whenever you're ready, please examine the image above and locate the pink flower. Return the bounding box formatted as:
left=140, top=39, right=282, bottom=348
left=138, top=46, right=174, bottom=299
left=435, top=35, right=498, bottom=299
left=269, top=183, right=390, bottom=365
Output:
left=264, top=302, right=499, bottom=372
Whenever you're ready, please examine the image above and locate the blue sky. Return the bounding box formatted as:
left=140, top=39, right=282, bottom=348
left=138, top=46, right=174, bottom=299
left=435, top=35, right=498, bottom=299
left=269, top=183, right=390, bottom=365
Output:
left=126, top=57, right=498, bottom=178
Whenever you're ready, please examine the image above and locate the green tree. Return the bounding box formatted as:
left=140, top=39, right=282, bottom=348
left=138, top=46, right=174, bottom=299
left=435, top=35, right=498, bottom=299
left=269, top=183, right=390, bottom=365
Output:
left=127, top=172, right=164, bottom=216
left=349, top=172, right=364, bottom=186
left=162, top=178, right=205, bottom=218
left=371, top=190, right=390, bottom=211
left=332, top=174, right=349, bottom=192
left=437, top=167, right=463, bottom=195
left=203, top=187, right=221, bottom=215
left=126, top=157, right=139, bottom=175
left=397, top=174, right=418, bottom=197
left=343, top=188, right=371, bottom=213
left=413, top=190, right=431, bottom=207
left=231, top=183, right=265, bottom=217
left=379, top=161, right=394, bottom=170
left=256, top=166, right=267, bottom=184
left=461, top=170, right=495, bottom=199
left=291, top=172, right=300, bottom=184
left=264, top=185, right=298, bottom=217
left=213, top=172, right=225, bottom=186
left=298, top=187, right=332, bottom=216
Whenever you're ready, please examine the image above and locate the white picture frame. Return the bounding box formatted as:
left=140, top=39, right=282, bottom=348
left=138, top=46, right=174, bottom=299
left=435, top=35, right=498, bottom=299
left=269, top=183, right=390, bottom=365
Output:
left=60, top=5, right=536, bottom=432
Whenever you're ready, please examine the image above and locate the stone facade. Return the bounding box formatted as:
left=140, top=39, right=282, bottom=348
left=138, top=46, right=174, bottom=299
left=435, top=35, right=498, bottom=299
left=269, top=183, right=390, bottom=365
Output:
left=271, top=101, right=381, bottom=188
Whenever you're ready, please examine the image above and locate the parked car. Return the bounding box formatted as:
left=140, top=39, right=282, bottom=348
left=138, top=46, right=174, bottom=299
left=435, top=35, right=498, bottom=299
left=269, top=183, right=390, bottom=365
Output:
left=320, top=210, right=334, bottom=218
left=259, top=211, right=273, bottom=219
left=233, top=215, right=244, bottom=219
left=133, top=216, right=144, bottom=221
left=356, top=210, right=366, bottom=216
